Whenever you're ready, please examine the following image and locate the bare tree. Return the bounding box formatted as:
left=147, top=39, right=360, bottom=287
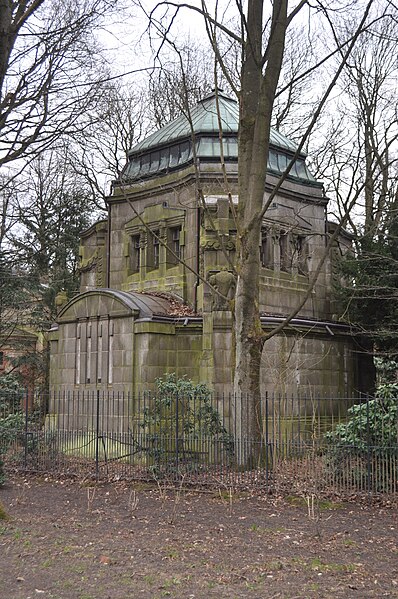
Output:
left=148, top=41, right=216, bottom=128
left=345, top=16, right=398, bottom=239
left=309, top=12, right=398, bottom=359
left=133, top=0, right=390, bottom=464
left=116, top=0, right=395, bottom=463
left=70, top=82, right=149, bottom=209
left=0, top=0, right=119, bottom=170
left=0, top=174, right=19, bottom=254
left=311, top=9, right=398, bottom=237
left=272, top=25, right=320, bottom=140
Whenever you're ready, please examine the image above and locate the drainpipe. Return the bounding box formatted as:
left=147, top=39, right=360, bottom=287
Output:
left=192, top=151, right=202, bottom=314
left=194, top=203, right=201, bottom=313
left=106, top=200, right=111, bottom=288
left=324, top=190, right=328, bottom=248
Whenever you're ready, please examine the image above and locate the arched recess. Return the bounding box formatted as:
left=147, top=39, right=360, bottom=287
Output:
left=50, top=289, right=177, bottom=392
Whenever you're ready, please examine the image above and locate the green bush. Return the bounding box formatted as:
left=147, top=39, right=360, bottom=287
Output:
left=325, top=384, right=398, bottom=491
left=0, top=412, right=25, bottom=485
left=0, top=373, right=25, bottom=416
left=139, top=374, right=234, bottom=474
left=0, top=375, right=26, bottom=485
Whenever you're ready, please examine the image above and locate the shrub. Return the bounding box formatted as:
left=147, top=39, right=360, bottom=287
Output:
left=0, top=373, right=25, bottom=416
left=325, top=384, right=398, bottom=491
left=139, top=374, right=234, bottom=474
left=0, top=412, right=25, bottom=485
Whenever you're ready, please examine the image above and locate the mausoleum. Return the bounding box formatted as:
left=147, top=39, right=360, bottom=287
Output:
left=49, top=92, right=373, bottom=397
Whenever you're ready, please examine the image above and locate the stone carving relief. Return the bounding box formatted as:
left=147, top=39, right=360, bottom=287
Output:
left=55, top=290, right=68, bottom=313
left=208, top=269, right=236, bottom=310
left=201, top=238, right=236, bottom=251
left=79, top=248, right=98, bottom=272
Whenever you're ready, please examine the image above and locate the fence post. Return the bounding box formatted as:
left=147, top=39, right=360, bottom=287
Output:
left=366, top=395, right=371, bottom=496
left=24, top=388, right=29, bottom=470
left=265, top=396, right=269, bottom=489
left=175, top=391, right=179, bottom=473
left=95, top=389, right=100, bottom=481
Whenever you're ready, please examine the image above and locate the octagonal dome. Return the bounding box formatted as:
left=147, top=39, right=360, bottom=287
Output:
left=122, top=91, right=319, bottom=186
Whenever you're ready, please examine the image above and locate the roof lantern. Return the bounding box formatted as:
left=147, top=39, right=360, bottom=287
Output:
left=122, top=91, right=319, bottom=185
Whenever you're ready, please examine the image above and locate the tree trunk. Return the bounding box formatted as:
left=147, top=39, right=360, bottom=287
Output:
left=233, top=0, right=287, bottom=467
left=0, top=0, right=13, bottom=92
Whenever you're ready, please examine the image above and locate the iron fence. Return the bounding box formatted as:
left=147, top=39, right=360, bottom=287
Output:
left=1, top=389, right=397, bottom=495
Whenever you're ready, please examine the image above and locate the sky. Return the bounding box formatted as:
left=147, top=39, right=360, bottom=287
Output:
left=96, top=1, right=214, bottom=82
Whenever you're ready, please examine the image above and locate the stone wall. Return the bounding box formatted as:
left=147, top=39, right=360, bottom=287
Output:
left=104, top=162, right=332, bottom=320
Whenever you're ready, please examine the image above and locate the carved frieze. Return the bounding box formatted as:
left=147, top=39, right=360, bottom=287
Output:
left=201, top=238, right=236, bottom=251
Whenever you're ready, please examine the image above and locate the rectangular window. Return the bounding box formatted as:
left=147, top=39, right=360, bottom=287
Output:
left=97, top=322, right=102, bottom=383
left=153, top=230, right=160, bottom=269
left=169, top=144, right=180, bottom=168
left=140, top=153, right=151, bottom=176
left=172, top=227, right=181, bottom=257
left=167, top=226, right=181, bottom=266
left=159, top=147, right=169, bottom=171
left=108, top=320, right=114, bottom=385
left=146, top=230, right=160, bottom=271
left=260, top=230, right=273, bottom=269
left=86, top=322, right=92, bottom=384
left=296, top=236, right=308, bottom=275
left=279, top=232, right=289, bottom=272
left=149, top=150, right=160, bottom=174
left=75, top=323, right=81, bottom=385
left=130, top=234, right=140, bottom=273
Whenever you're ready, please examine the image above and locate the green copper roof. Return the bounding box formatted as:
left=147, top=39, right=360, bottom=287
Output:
left=122, top=91, right=319, bottom=185
left=130, top=91, right=298, bottom=155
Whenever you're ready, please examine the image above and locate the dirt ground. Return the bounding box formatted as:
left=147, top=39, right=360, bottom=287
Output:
left=0, top=475, right=397, bottom=599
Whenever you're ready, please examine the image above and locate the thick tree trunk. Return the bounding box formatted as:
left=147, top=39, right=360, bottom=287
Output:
left=0, top=0, right=13, bottom=92
left=233, top=0, right=287, bottom=466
